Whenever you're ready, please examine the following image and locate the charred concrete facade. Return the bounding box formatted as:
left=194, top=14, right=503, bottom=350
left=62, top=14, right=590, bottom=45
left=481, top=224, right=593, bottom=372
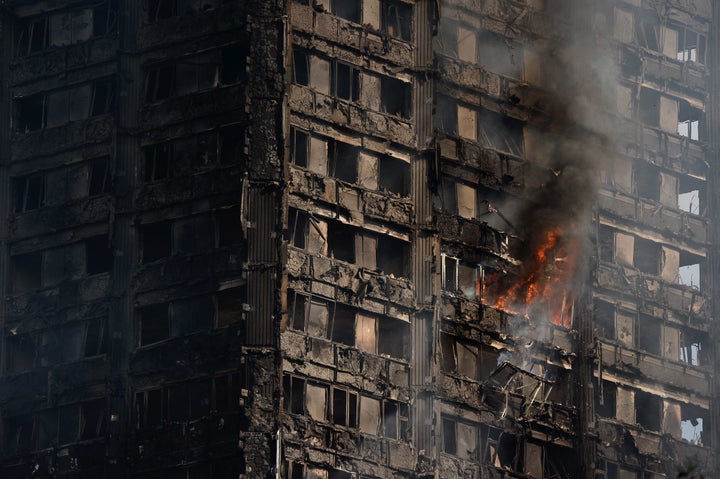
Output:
left=0, top=1, right=718, bottom=479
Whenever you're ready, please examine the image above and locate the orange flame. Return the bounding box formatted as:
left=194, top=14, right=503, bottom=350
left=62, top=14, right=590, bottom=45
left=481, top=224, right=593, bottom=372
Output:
left=491, top=227, right=577, bottom=328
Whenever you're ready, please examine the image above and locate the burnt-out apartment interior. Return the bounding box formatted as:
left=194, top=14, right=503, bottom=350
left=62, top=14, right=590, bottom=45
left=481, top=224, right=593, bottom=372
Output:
left=0, top=0, right=717, bottom=478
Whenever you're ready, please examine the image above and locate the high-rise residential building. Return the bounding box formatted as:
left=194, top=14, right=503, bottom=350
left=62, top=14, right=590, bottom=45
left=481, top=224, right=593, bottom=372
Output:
left=0, top=1, right=715, bottom=478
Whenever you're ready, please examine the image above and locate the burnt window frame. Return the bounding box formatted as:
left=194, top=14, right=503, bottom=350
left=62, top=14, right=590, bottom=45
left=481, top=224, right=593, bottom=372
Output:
left=331, top=386, right=358, bottom=428
left=331, top=60, right=361, bottom=102
left=137, top=303, right=170, bottom=347
left=380, top=75, right=412, bottom=119
left=12, top=172, right=45, bottom=213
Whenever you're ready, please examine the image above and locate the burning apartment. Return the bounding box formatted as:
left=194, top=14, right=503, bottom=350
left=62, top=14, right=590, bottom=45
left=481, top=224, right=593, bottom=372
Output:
left=0, top=0, right=716, bottom=478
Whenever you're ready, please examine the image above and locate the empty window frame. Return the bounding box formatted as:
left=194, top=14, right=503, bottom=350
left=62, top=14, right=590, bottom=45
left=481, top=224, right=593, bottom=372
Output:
left=442, top=416, right=518, bottom=467
left=634, top=390, right=661, bottom=431
left=380, top=76, right=411, bottom=119
left=677, top=101, right=702, bottom=141
left=377, top=235, right=409, bottom=277
left=5, top=333, right=38, bottom=373
left=383, top=0, right=412, bottom=41
left=14, top=78, right=115, bottom=132
left=328, top=140, right=359, bottom=183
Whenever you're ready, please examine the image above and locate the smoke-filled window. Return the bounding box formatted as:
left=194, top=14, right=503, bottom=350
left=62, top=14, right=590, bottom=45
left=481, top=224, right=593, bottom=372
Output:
left=632, top=237, right=660, bottom=275
left=593, top=299, right=615, bottom=339
left=636, top=314, right=661, bottom=356
left=380, top=76, right=412, bottom=119
left=595, top=380, right=616, bottom=418
left=632, top=162, right=661, bottom=201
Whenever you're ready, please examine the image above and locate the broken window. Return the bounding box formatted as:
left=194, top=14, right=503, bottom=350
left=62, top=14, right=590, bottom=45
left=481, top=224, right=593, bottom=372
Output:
left=478, top=109, right=524, bottom=156
left=216, top=286, right=246, bottom=328
left=213, top=371, right=244, bottom=412
left=215, top=206, right=244, bottom=247
left=677, top=101, right=702, bottom=141
left=681, top=404, right=708, bottom=445
left=147, top=0, right=176, bottom=22
left=441, top=254, right=480, bottom=300
left=84, top=318, right=108, bottom=357
left=135, top=388, right=163, bottom=428
left=90, top=77, right=116, bottom=116
left=378, top=155, right=410, bottom=196
left=219, top=123, right=245, bottom=166
left=330, top=304, right=356, bottom=346
left=332, top=62, right=360, bottom=102
left=633, top=162, right=661, bottom=201
left=221, top=45, right=246, bottom=85
left=12, top=251, right=42, bottom=294
left=138, top=303, right=170, bottom=346
left=377, top=235, right=408, bottom=277
left=436, top=95, right=458, bottom=134
left=293, top=50, right=309, bottom=86
left=639, top=88, right=660, bottom=127
left=635, top=15, right=659, bottom=51
left=140, top=221, right=172, bottom=263
left=382, top=400, right=408, bottom=440
left=12, top=173, right=45, bottom=212
left=679, top=329, right=706, bottom=366
left=290, top=128, right=309, bottom=168
left=331, top=0, right=361, bottom=23
left=441, top=416, right=479, bottom=461
left=440, top=333, right=499, bottom=381
left=674, top=26, right=707, bottom=64
left=15, top=93, right=45, bottom=132
left=331, top=387, right=358, bottom=428
left=14, top=16, right=49, bottom=57
left=329, top=140, right=359, bottom=183
left=383, top=0, right=412, bottom=41
left=145, top=64, right=176, bottom=102
left=634, top=391, right=661, bottom=431
left=5, top=333, right=37, bottom=373
left=477, top=31, right=523, bottom=79
left=4, top=415, right=35, bottom=454
left=378, top=317, right=410, bottom=360
left=327, top=222, right=356, bottom=263
left=598, top=225, right=615, bottom=263
left=171, top=295, right=213, bottom=336
left=594, top=299, right=615, bottom=339
left=143, top=142, right=172, bottom=182
left=596, top=380, right=616, bottom=418
left=380, top=76, right=411, bottom=119
left=637, top=314, right=661, bottom=355
left=85, top=235, right=113, bottom=275
left=632, top=237, right=660, bottom=275
left=89, top=157, right=111, bottom=196
left=283, top=374, right=306, bottom=415
left=93, top=1, right=119, bottom=37
left=678, top=175, right=704, bottom=216
left=679, top=251, right=702, bottom=289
